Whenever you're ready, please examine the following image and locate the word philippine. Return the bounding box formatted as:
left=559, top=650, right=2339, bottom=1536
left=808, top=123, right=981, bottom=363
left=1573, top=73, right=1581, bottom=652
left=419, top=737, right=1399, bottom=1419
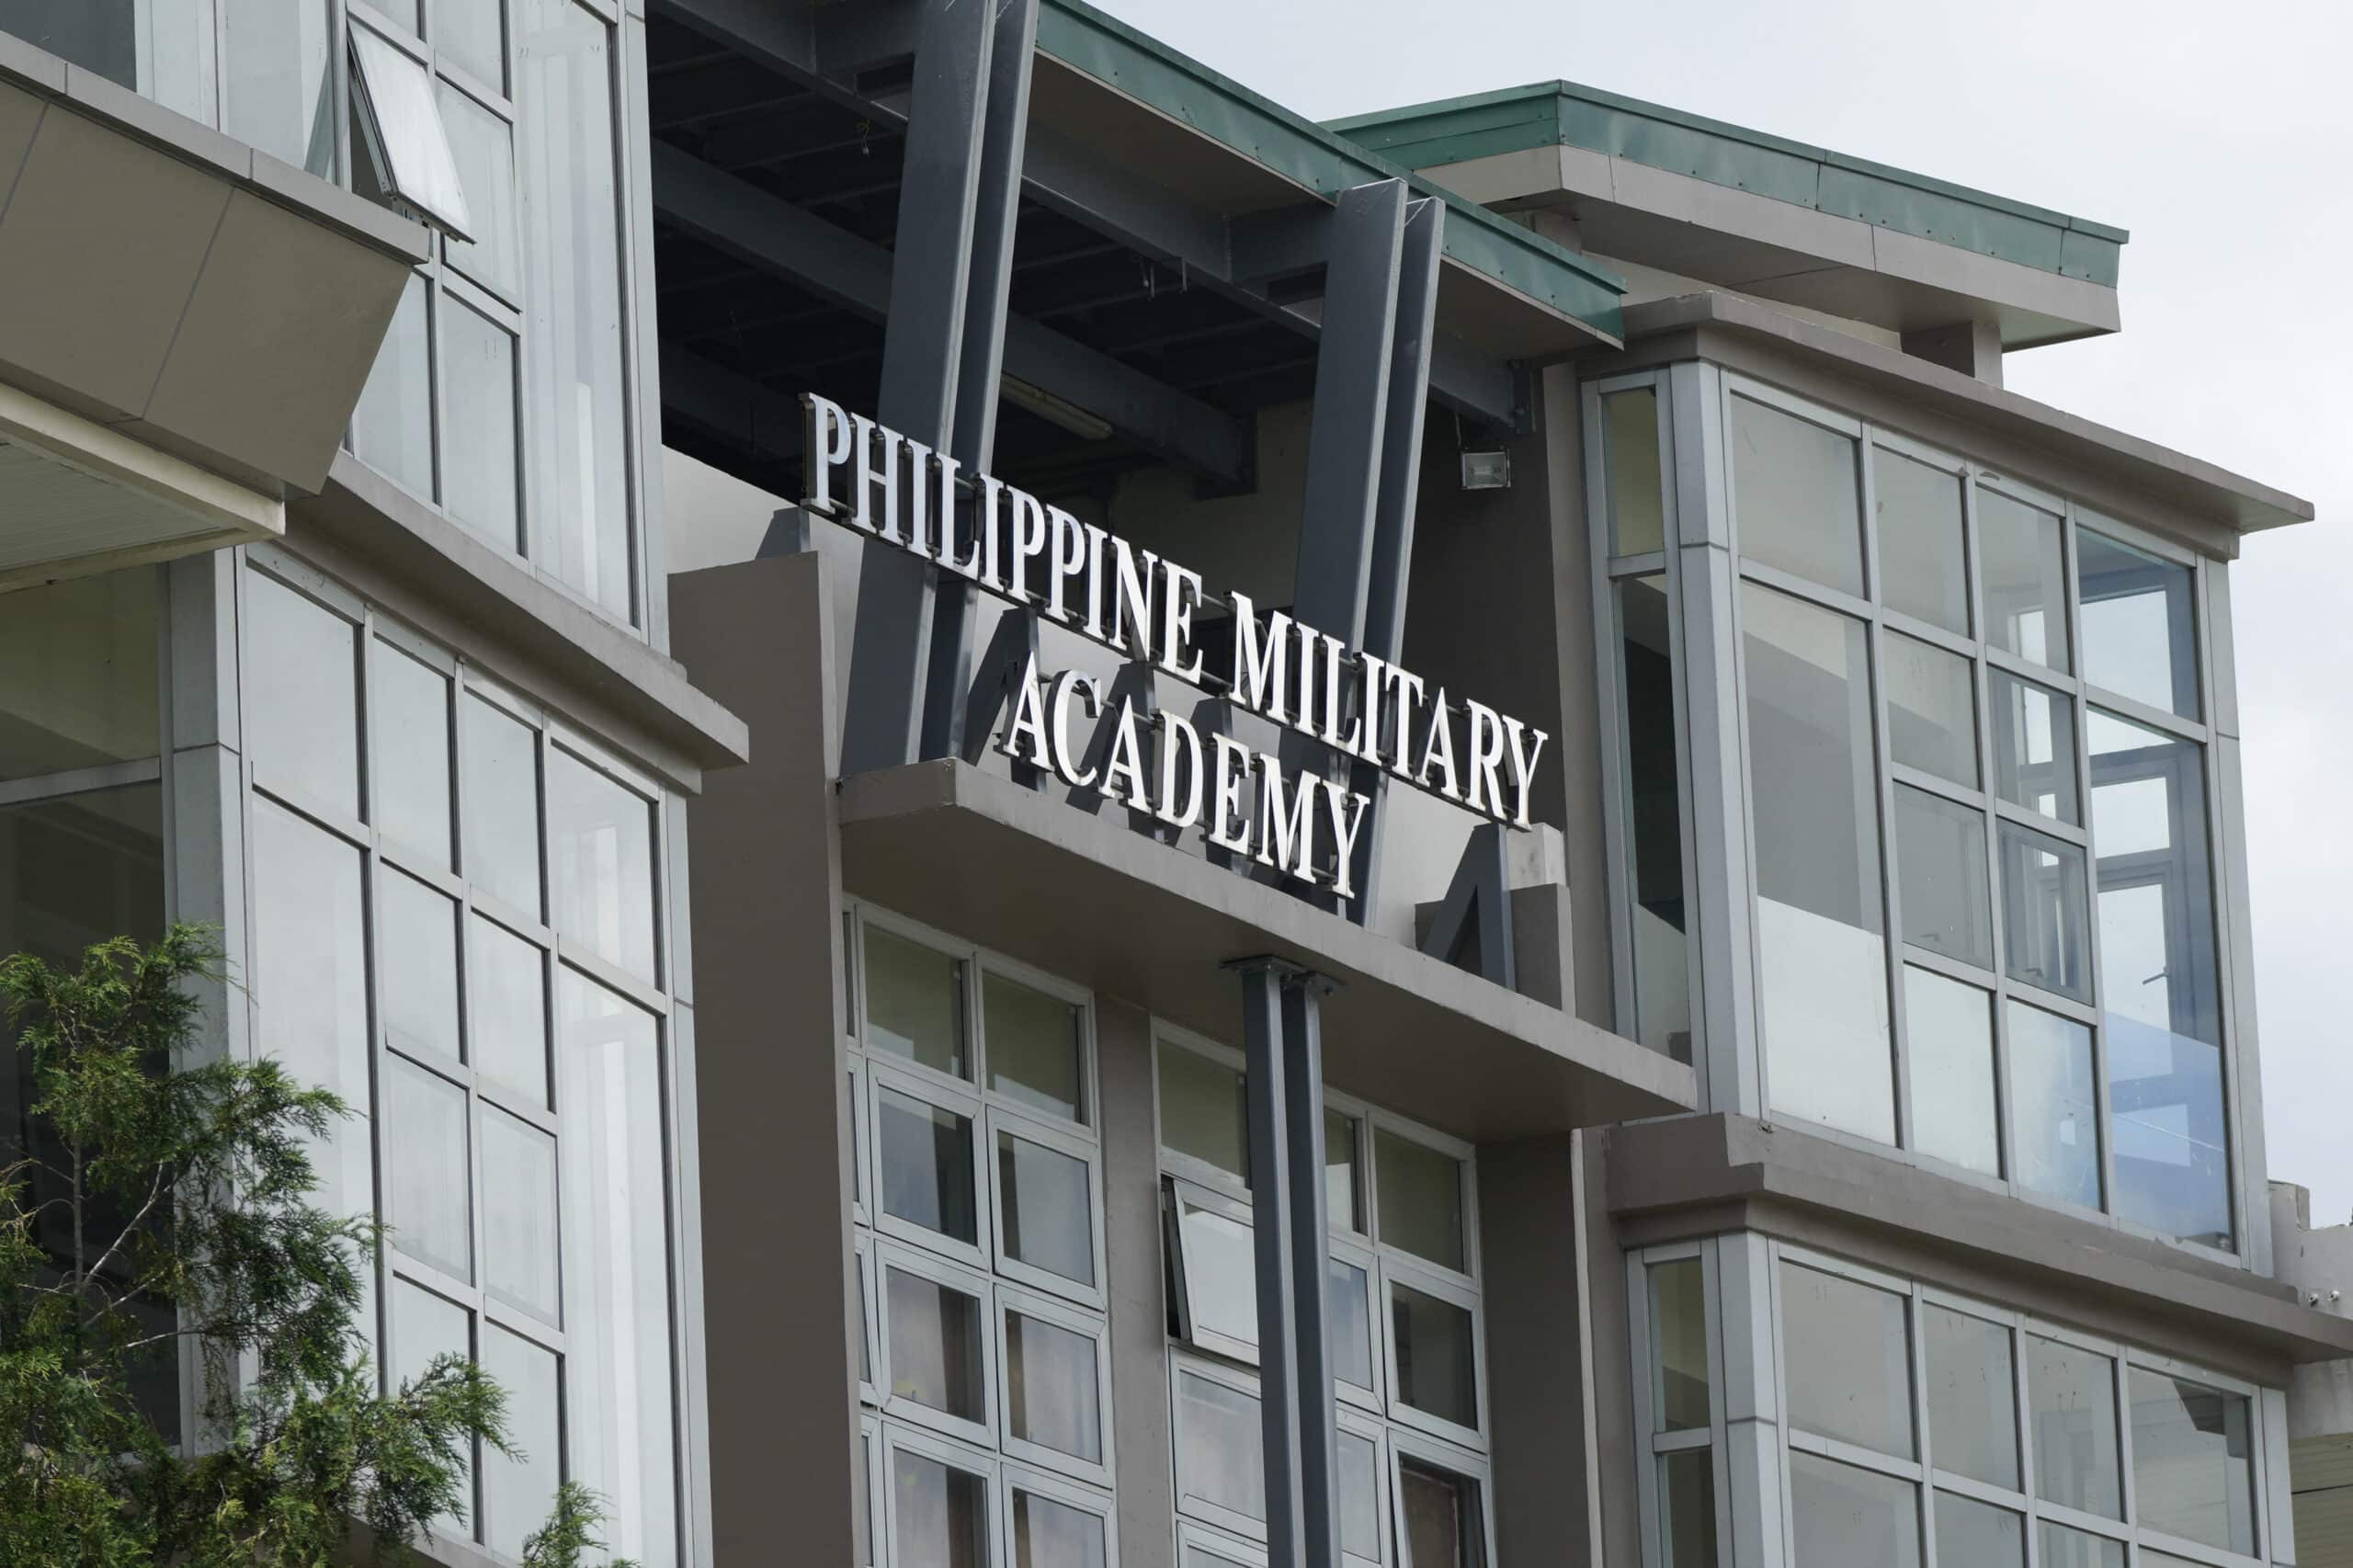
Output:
left=801, top=396, right=1549, bottom=895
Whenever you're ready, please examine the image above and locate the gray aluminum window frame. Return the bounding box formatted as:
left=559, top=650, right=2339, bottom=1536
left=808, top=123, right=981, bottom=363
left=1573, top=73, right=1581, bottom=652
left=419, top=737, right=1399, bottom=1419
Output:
left=1627, top=1239, right=1732, bottom=1568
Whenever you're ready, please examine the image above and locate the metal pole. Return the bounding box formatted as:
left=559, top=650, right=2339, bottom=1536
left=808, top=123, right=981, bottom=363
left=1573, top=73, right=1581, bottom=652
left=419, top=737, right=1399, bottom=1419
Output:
left=1229, top=955, right=1308, bottom=1568
left=1284, top=971, right=1342, bottom=1568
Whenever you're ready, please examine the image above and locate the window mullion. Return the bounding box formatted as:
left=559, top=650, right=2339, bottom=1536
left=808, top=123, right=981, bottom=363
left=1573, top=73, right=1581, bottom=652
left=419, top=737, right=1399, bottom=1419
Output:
left=2062, top=508, right=2120, bottom=1225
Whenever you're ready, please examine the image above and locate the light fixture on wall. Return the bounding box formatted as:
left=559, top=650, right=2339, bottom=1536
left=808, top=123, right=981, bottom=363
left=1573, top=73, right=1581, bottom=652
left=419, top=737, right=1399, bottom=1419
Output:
left=1460, top=448, right=1512, bottom=491
left=1001, top=374, right=1114, bottom=441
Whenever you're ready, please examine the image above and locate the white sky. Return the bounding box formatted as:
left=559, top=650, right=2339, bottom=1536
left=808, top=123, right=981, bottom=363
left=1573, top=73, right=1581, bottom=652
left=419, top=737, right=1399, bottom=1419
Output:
left=1089, top=0, right=2353, bottom=1227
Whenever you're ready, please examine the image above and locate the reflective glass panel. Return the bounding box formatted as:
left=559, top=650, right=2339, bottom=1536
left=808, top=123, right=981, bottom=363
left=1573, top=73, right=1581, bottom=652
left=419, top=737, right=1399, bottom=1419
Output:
left=2078, top=525, right=2199, bottom=719
left=2028, top=1335, right=2120, bottom=1517
left=374, top=641, right=453, bottom=865
left=482, top=1107, right=559, bottom=1321
left=385, top=1054, right=472, bottom=1280
left=1874, top=447, right=1968, bottom=634
left=1653, top=1257, right=1710, bottom=1432
left=391, top=1279, right=472, bottom=1532
left=1998, top=823, right=2090, bottom=1002
left=436, top=0, right=505, bottom=92
left=893, top=1448, right=989, bottom=1568
left=1895, top=785, right=1992, bottom=970
left=547, top=747, right=656, bottom=983
left=460, top=693, right=540, bottom=917
left=1606, top=386, right=1665, bottom=555
left=349, top=22, right=471, bottom=233
left=1330, top=1256, right=1374, bottom=1394
left=1780, top=1261, right=1913, bottom=1456
left=1172, top=1187, right=1254, bottom=1352
left=1399, top=1458, right=1483, bottom=1568
left=1159, top=1047, right=1247, bottom=1184
left=998, top=1127, right=1094, bottom=1288
left=878, top=1088, right=978, bottom=1245
left=1011, top=1489, right=1106, bottom=1568
left=1745, top=583, right=1891, bottom=1143
left=1977, top=486, right=2069, bottom=673
left=1904, top=969, right=1998, bottom=1177
left=224, top=0, right=333, bottom=176
left=1325, top=1109, right=1361, bottom=1232
left=1376, top=1130, right=1465, bottom=1272
left=1731, top=393, right=1863, bottom=596
left=1006, top=1308, right=1101, bottom=1463
left=1663, top=1448, right=1718, bottom=1568
left=442, top=296, right=522, bottom=551
left=381, top=868, right=461, bottom=1062
left=468, top=914, right=549, bottom=1107
left=250, top=797, right=369, bottom=1108
left=351, top=272, right=434, bottom=502
left=1789, top=1451, right=1918, bottom=1568
left=0, top=570, right=158, bottom=781
left=1175, top=1369, right=1263, bottom=1522
left=2007, top=1002, right=2100, bottom=1210
left=2039, top=1522, right=2125, bottom=1568
left=865, top=926, right=966, bottom=1079
left=1339, top=1426, right=1381, bottom=1562
left=884, top=1263, right=985, bottom=1422
left=1933, top=1491, right=2022, bottom=1568
left=2130, top=1368, right=2256, bottom=1554
left=1923, top=1304, right=2018, bottom=1488
left=1885, top=632, right=1976, bottom=788
left=439, top=83, right=519, bottom=297
left=985, top=971, right=1085, bottom=1122
left=244, top=570, right=360, bottom=817
left=1991, top=671, right=2079, bottom=824
left=1620, top=574, right=1692, bottom=1062
left=481, top=1325, right=560, bottom=1561
left=1392, top=1280, right=1478, bottom=1430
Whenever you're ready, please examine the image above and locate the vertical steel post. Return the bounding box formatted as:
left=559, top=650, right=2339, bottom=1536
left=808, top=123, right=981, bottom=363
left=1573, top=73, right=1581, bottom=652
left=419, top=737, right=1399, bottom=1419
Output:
left=842, top=0, right=996, bottom=776
left=1284, top=973, right=1341, bottom=1568
left=1230, top=955, right=1308, bottom=1568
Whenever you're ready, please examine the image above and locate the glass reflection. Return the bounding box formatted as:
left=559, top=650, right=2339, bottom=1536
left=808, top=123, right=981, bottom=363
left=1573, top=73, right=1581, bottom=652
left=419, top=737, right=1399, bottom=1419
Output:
left=1006, top=1309, right=1101, bottom=1462
left=1176, top=1370, right=1263, bottom=1522
left=547, top=748, right=656, bottom=983
left=1780, top=1262, right=1914, bottom=1457
left=2129, top=1368, right=2256, bottom=1554
left=1011, top=1488, right=1107, bottom=1568
left=1606, top=387, right=1665, bottom=555
left=1375, top=1131, right=1464, bottom=1272
left=0, top=569, right=159, bottom=782
left=1990, top=671, right=2079, bottom=824
left=999, top=1129, right=1094, bottom=1287
left=1923, top=1304, right=2018, bottom=1488
left=1904, top=969, right=1998, bottom=1177
left=877, top=1088, right=978, bottom=1244
left=885, top=1264, right=985, bottom=1422
left=1392, top=1280, right=1478, bottom=1429
left=892, top=1449, right=988, bottom=1568
left=985, top=971, right=1085, bottom=1122
left=481, top=1325, right=561, bottom=1561
left=1330, top=1256, right=1375, bottom=1394
left=1894, top=786, right=1991, bottom=970
left=1998, top=823, right=2090, bottom=1002
left=1731, top=393, right=1863, bottom=596
left=1620, top=574, right=1692, bottom=1061
left=2028, top=1335, right=2120, bottom=1517
left=2007, top=1002, right=2100, bottom=1211
left=865, top=926, right=966, bottom=1079
left=1652, top=1257, right=1711, bottom=1431
left=1933, top=1491, right=2023, bottom=1568
left=1977, top=486, right=2069, bottom=673
left=1885, top=632, right=1976, bottom=788
left=1158, top=1047, right=1248, bottom=1185
left=2077, top=525, right=2199, bottom=719
left=385, top=1054, right=472, bottom=1281
left=1873, top=446, right=1969, bottom=634
left=1789, top=1450, right=1919, bottom=1568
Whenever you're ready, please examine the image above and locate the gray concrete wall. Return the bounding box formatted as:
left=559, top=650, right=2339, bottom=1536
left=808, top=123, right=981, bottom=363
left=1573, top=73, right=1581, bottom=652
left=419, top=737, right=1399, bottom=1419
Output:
left=1098, top=999, right=1177, bottom=1568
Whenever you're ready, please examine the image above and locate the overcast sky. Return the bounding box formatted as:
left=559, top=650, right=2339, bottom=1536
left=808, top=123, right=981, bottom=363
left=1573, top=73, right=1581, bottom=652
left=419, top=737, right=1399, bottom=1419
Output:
left=1090, top=0, right=2353, bottom=1228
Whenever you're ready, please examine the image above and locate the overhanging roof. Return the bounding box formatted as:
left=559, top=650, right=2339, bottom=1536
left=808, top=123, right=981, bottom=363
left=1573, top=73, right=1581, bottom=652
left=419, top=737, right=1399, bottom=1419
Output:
left=1331, top=80, right=2126, bottom=350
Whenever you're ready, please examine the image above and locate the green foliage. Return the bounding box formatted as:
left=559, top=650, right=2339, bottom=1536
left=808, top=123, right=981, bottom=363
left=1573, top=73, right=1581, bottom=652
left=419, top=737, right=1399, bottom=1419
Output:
left=0, top=925, right=621, bottom=1566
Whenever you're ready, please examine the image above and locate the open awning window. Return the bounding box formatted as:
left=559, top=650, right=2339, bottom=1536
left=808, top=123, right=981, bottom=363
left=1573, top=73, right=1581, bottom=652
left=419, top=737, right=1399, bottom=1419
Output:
left=348, top=24, right=472, bottom=241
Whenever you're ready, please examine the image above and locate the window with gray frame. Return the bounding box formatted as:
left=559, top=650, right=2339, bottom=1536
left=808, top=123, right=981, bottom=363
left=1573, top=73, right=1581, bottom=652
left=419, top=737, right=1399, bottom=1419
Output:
left=1154, top=1030, right=1493, bottom=1568
left=236, top=550, right=681, bottom=1565
left=1631, top=1245, right=1721, bottom=1568
left=846, top=903, right=1119, bottom=1568
left=1594, top=371, right=2239, bottom=1254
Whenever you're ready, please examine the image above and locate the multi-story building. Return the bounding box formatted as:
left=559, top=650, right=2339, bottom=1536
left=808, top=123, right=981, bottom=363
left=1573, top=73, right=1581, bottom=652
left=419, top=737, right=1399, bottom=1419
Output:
left=0, top=3, right=743, bottom=1564
left=653, top=6, right=2353, bottom=1568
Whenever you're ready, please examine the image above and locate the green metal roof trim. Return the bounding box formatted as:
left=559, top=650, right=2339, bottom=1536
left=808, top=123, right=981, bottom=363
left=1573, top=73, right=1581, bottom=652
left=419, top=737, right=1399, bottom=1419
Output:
left=1326, top=81, right=2130, bottom=289
left=1034, top=3, right=1627, bottom=341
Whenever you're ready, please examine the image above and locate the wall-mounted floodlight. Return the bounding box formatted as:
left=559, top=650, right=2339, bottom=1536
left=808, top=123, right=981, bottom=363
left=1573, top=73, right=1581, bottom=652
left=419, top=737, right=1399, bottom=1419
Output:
left=1460, top=449, right=1512, bottom=491
left=349, top=23, right=474, bottom=242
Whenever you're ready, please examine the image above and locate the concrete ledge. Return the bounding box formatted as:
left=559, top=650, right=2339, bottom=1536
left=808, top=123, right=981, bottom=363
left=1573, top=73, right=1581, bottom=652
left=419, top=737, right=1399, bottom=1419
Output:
left=1609, top=1114, right=2353, bottom=1383
left=837, top=756, right=1694, bottom=1141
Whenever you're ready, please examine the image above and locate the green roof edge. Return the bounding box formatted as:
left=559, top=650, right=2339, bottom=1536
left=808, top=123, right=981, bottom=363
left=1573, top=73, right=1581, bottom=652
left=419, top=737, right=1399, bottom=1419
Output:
left=1034, top=3, right=1628, bottom=342
left=1326, top=80, right=2132, bottom=284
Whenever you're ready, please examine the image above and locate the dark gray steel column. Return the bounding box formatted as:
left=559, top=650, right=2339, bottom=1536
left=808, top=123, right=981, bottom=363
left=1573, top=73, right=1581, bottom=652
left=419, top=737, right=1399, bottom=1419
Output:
left=842, top=0, right=996, bottom=776
left=1282, top=973, right=1341, bottom=1568
left=922, top=0, right=1040, bottom=762
left=1346, top=197, right=1446, bottom=921
left=1229, top=955, right=1308, bottom=1568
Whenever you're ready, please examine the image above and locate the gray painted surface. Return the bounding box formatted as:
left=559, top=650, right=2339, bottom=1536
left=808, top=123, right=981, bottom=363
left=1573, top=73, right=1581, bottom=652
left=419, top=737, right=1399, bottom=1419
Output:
left=1579, top=1129, right=1642, bottom=1568
left=1097, top=999, right=1177, bottom=1568
left=1476, top=1136, right=1592, bottom=1562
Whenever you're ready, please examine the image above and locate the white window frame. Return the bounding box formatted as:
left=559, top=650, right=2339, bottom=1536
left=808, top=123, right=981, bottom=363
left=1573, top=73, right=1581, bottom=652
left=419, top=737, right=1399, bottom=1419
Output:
left=1336, top=1404, right=1395, bottom=1568
left=858, top=1412, right=882, bottom=1568
left=873, top=1235, right=999, bottom=1451
left=1381, top=1255, right=1488, bottom=1449
left=995, top=1282, right=1117, bottom=1490
left=868, top=1058, right=990, bottom=1270
left=1329, top=1232, right=1386, bottom=1415
left=1002, top=1458, right=1120, bottom=1568
left=1166, top=1176, right=1264, bottom=1367
left=1154, top=1025, right=1254, bottom=1200
left=878, top=1419, right=1003, bottom=1568
left=1627, top=1240, right=1728, bottom=1568
left=855, top=903, right=983, bottom=1095
left=1387, top=1426, right=1496, bottom=1568
left=1170, top=1350, right=1272, bottom=1542
left=1177, top=1518, right=1267, bottom=1567
left=974, top=949, right=1102, bottom=1134
left=854, top=1228, right=879, bottom=1408
left=988, top=1104, right=1109, bottom=1311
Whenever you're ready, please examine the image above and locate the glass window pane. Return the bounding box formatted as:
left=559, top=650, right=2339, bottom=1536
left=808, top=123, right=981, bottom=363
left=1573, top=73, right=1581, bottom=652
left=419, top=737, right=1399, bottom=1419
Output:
left=1977, top=487, right=2069, bottom=673
left=250, top=797, right=369, bottom=1109
left=893, top=1448, right=989, bottom=1568
left=482, top=1107, right=559, bottom=1321
left=436, top=0, right=505, bottom=92
left=2130, top=1368, right=2256, bottom=1554
left=1780, top=1261, right=1913, bottom=1456
left=2091, top=710, right=2229, bottom=1249
left=1330, top=1256, right=1374, bottom=1394
left=224, top=0, right=333, bottom=176
left=1731, top=393, right=1862, bottom=596
left=547, top=748, right=656, bottom=983
left=1990, top=671, right=2079, bottom=824
left=1392, top=1280, right=1478, bottom=1429
left=1745, top=583, right=1891, bottom=1143
left=1932, top=1491, right=2021, bottom=1568
left=555, top=972, right=676, bottom=1568
left=351, top=271, right=434, bottom=501
left=469, top=914, right=549, bottom=1107
left=350, top=22, right=471, bottom=233
left=1338, top=1426, right=1381, bottom=1562
left=1159, top=1046, right=1247, bottom=1184
left=1605, top=386, right=1665, bottom=555
left=439, top=84, right=519, bottom=297
left=1998, top=822, right=2090, bottom=1002
left=2078, top=526, right=2199, bottom=718
left=1620, top=574, right=1692, bottom=1062
left=391, top=1278, right=473, bottom=1533
left=1175, top=1369, right=1264, bottom=1522
left=1904, top=969, right=1998, bottom=1177
left=878, top=1087, right=978, bottom=1245
left=1662, top=1448, right=1718, bottom=1568
left=244, top=570, right=360, bottom=817
left=460, top=693, right=540, bottom=917
left=1922, top=1304, right=2018, bottom=1488
left=442, top=296, right=522, bottom=551
left=1006, top=1308, right=1101, bottom=1464
left=1325, top=1110, right=1361, bottom=1232
left=1789, top=1450, right=1918, bottom=1568
left=374, top=642, right=453, bottom=865
left=1885, top=632, right=1976, bottom=789
left=386, top=1054, right=472, bottom=1280
left=1172, top=1187, right=1255, bottom=1352
left=2038, top=1522, right=2125, bottom=1568
left=381, top=869, right=460, bottom=1062
left=2028, top=1335, right=2120, bottom=1517
left=1011, top=1488, right=1107, bottom=1568
left=1874, top=447, right=1969, bottom=634
left=1652, top=1257, right=1710, bottom=1432
left=0, top=570, right=158, bottom=781
left=884, top=1262, right=985, bottom=1422
left=865, top=926, right=967, bottom=1079
left=2006, top=1001, right=2100, bottom=1210
left=1398, top=1458, right=1484, bottom=1568
left=985, top=972, right=1084, bottom=1122
left=1895, top=786, right=1992, bottom=970
left=480, top=1325, right=559, bottom=1562
left=518, top=0, right=631, bottom=620
left=1375, top=1131, right=1464, bottom=1272
left=998, top=1127, right=1094, bottom=1289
